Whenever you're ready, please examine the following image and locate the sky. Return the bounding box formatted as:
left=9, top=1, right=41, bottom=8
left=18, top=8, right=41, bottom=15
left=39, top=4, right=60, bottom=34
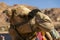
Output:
left=0, top=0, right=60, bottom=9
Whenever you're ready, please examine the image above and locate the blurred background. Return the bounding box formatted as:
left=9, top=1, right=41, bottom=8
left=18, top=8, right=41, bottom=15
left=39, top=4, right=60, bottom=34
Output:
left=0, top=0, right=60, bottom=40
left=0, top=0, right=60, bottom=9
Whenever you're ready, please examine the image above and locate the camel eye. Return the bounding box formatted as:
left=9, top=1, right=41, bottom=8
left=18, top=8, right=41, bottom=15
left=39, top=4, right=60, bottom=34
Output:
left=18, top=15, right=27, bottom=20
left=18, top=15, right=25, bottom=18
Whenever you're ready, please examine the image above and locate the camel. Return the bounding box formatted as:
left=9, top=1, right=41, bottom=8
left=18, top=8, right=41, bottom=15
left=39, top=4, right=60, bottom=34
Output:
left=3, top=5, right=60, bottom=40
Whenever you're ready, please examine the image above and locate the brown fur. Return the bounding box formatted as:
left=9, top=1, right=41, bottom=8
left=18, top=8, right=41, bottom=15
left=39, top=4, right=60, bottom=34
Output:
left=3, top=5, right=59, bottom=40
left=3, top=5, right=38, bottom=40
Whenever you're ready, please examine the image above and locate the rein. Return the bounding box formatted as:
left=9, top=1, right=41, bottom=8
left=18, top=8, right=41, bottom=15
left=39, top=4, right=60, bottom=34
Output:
left=10, top=9, right=41, bottom=40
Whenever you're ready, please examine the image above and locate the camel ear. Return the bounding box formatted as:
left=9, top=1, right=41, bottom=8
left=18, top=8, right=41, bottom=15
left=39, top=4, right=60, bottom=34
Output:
left=3, top=10, right=11, bottom=17
left=11, top=9, right=17, bottom=18
left=3, top=10, right=8, bottom=13
left=11, top=9, right=16, bottom=14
